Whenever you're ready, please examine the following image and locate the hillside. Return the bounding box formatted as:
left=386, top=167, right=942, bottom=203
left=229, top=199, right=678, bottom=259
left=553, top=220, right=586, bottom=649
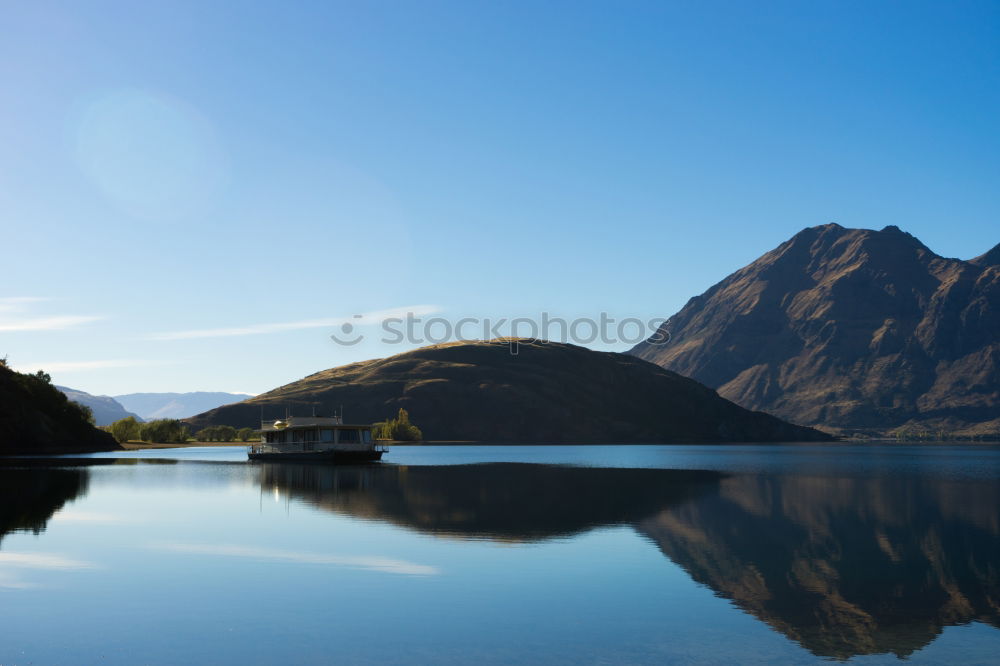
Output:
left=57, top=386, right=140, bottom=426
left=186, top=340, right=830, bottom=443
left=0, top=364, right=120, bottom=455
left=114, top=391, right=253, bottom=420
left=630, top=224, right=1000, bottom=436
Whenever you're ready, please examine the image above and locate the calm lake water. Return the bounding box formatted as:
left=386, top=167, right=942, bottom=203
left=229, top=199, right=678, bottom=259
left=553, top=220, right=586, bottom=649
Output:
left=2, top=444, right=999, bottom=665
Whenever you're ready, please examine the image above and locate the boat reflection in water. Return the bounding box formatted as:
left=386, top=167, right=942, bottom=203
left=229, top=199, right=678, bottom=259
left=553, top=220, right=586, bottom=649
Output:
left=259, top=462, right=1000, bottom=660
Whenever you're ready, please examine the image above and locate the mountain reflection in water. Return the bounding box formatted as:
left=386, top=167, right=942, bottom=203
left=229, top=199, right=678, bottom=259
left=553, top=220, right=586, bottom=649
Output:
left=639, top=473, right=1000, bottom=660
left=260, top=462, right=1000, bottom=660
left=1, top=458, right=998, bottom=662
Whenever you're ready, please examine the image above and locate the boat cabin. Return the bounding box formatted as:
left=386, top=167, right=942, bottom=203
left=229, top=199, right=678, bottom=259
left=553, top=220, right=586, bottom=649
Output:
left=259, top=416, right=374, bottom=448
left=248, top=415, right=383, bottom=462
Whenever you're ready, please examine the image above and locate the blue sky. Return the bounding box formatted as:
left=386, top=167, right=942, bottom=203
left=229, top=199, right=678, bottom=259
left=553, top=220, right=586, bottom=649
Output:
left=2, top=0, right=998, bottom=396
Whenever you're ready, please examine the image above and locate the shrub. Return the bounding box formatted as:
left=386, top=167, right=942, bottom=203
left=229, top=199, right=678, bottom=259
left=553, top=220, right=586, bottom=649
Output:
left=109, top=416, right=142, bottom=443
left=139, top=419, right=189, bottom=443
left=372, top=408, right=423, bottom=441
left=195, top=425, right=240, bottom=442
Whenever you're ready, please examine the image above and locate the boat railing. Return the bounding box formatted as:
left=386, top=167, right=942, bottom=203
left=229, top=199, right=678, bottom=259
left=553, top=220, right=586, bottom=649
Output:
left=248, top=441, right=384, bottom=455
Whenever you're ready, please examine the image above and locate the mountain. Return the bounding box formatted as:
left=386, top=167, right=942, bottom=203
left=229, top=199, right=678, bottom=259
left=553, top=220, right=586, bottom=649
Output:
left=186, top=339, right=830, bottom=443
left=0, top=364, right=120, bottom=454
left=56, top=386, right=140, bottom=426
left=114, top=392, right=253, bottom=420
left=629, top=224, right=1000, bottom=436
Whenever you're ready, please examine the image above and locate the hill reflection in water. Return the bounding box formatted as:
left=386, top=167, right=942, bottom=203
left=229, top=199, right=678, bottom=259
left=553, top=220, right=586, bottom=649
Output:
left=0, top=468, right=89, bottom=541
left=258, top=462, right=723, bottom=541
left=260, top=462, right=1000, bottom=660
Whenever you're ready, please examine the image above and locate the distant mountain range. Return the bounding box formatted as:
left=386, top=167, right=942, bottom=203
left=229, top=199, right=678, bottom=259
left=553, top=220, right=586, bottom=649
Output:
left=56, top=386, right=140, bottom=426
left=630, top=224, right=1000, bottom=435
left=186, top=339, right=830, bottom=443
left=113, top=392, right=253, bottom=420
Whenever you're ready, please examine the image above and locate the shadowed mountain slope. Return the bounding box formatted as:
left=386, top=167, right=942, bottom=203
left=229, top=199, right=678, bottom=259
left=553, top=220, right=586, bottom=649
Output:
left=187, top=340, right=830, bottom=442
left=630, top=224, right=1000, bottom=435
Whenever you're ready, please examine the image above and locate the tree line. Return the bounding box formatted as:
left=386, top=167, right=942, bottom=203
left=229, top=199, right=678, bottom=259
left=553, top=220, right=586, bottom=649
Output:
left=105, top=408, right=425, bottom=444
left=105, top=416, right=258, bottom=444
left=195, top=425, right=257, bottom=442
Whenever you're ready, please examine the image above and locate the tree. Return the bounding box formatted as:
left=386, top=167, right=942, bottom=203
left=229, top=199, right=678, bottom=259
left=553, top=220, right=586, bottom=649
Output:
left=372, top=408, right=423, bottom=441
left=70, top=402, right=95, bottom=425
left=237, top=427, right=257, bottom=442
left=139, top=419, right=189, bottom=443
left=109, top=416, right=142, bottom=443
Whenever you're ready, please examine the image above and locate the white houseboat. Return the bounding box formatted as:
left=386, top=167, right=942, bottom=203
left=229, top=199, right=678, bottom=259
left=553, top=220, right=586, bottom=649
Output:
left=248, top=415, right=385, bottom=463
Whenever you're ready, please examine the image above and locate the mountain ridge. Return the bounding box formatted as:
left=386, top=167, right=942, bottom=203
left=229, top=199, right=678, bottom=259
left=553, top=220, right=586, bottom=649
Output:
left=114, top=391, right=253, bottom=420
left=56, top=386, right=140, bottom=426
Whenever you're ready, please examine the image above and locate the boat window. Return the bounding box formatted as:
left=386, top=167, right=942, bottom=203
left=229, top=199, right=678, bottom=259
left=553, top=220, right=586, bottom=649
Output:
left=339, top=429, right=360, bottom=443
left=320, top=429, right=334, bottom=442
left=362, top=430, right=372, bottom=444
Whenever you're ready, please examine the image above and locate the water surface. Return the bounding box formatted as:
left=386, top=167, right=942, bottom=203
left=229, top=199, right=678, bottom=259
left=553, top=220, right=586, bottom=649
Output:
left=1, top=444, right=998, bottom=664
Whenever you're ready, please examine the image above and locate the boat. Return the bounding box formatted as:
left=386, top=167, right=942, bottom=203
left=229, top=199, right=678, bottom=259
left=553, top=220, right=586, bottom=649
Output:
left=247, top=415, right=385, bottom=463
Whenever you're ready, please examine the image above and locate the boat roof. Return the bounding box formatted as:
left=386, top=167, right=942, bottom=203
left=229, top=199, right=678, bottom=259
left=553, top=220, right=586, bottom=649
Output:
left=260, top=416, right=372, bottom=432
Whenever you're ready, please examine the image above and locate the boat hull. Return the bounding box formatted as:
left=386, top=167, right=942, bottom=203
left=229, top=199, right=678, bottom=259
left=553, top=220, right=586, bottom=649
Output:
left=247, top=449, right=384, bottom=464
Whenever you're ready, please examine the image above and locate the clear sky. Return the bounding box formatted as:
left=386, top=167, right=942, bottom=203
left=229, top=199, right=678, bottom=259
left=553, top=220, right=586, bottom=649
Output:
left=2, top=0, right=998, bottom=396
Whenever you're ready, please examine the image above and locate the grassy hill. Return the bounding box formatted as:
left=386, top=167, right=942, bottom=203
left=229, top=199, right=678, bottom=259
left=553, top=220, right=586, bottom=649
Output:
left=186, top=340, right=831, bottom=443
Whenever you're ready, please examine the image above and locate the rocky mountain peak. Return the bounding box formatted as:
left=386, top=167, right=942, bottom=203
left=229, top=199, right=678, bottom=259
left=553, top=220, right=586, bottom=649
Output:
left=629, top=224, right=1000, bottom=435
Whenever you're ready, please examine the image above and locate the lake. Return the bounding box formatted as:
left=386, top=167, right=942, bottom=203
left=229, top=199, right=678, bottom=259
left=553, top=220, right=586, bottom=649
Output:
left=1, top=444, right=999, bottom=664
